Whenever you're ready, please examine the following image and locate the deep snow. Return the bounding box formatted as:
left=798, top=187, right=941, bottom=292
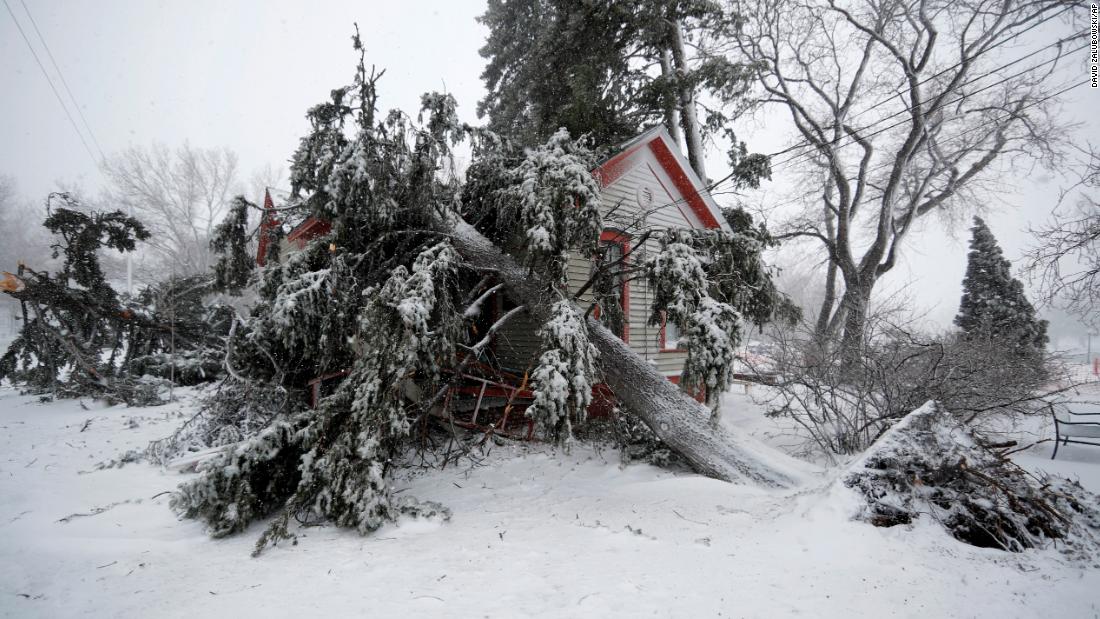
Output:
left=1, top=381, right=1098, bottom=618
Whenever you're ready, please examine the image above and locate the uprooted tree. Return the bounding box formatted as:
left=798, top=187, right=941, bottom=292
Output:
left=0, top=193, right=231, bottom=403
left=847, top=402, right=1100, bottom=559
left=171, top=35, right=802, bottom=554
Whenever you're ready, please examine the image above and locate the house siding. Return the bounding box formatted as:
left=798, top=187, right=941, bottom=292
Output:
left=493, top=139, right=711, bottom=380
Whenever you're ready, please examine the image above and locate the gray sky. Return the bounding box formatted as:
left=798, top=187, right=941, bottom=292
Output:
left=2, top=1, right=1097, bottom=344
left=1, top=1, right=489, bottom=197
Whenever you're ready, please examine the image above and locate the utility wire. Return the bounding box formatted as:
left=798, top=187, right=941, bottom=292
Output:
left=769, top=31, right=1086, bottom=171
left=17, top=0, right=106, bottom=162
left=637, top=21, right=1086, bottom=222
left=759, top=79, right=1087, bottom=217
left=648, top=72, right=1087, bottom=227
left=767, top=40, right=1087, bottom=174
left=626, top=10, right=1083, bottom=228
left=2, top=0, right=100, bottom=168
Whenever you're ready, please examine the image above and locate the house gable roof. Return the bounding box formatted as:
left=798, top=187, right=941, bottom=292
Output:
left=260, top=126, right=729, bottom=263
left=592, top=126, right=730, bottom=233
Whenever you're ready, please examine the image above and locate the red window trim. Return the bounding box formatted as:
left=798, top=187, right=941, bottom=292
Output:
left=597, top=229, right=631, bottom=344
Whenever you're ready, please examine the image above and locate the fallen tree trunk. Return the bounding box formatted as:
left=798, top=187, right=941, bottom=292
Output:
left=449, top=219, right=803, bottom=487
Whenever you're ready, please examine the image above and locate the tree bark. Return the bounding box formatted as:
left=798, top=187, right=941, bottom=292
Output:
left=449, top=218, right=802, bottom=487
left=668, top=19, right=707, bottom=182
left=659, top=47, right=683, bottom=149
left=837, top=280, right=873, bottom=370
left=815, top=258, right=838, bottom=338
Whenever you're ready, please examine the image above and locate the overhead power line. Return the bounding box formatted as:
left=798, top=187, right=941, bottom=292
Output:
left=615, top=37, right=1087, bottom=226
left=763, top=4, right=1079, bottom=161
left=767, top=39, right=1088, bottom=175
left=756, top=79, right=1087, bottom=215
left=3, top=0, right=101, bottom=168
left=17, top=0, right=106, bottom=162
left=614, top=9, right=1084, bottom=223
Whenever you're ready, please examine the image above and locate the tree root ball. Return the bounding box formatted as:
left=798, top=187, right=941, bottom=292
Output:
left=845, top=402, right=1100, bottom=562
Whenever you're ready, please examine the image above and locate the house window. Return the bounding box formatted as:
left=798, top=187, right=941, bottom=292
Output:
left=593, top=232, right=629, bottom=342
left=661, top=314, right=683, bottom=351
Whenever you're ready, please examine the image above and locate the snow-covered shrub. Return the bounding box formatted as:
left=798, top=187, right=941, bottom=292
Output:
left=846, top=402, right=1100, bottom=560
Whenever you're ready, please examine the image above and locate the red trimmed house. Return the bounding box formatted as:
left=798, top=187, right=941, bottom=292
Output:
left=491, top=125, right=730, bottom=385
left=263, top=126, right=727, bottom=414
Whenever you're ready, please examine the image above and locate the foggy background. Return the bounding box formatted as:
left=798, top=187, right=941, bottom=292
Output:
left=1, top=0, right=1096, bottom=352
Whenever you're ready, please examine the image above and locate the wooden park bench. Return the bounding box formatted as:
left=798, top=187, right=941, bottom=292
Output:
left=1050, top=403, right=1100, bottom=459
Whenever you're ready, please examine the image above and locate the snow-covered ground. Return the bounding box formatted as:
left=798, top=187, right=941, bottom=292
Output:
left=1, top=382, right=1098, bottom=618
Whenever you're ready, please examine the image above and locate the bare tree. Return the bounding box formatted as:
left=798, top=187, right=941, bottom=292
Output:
left=247, top=163, right=285, bottom=207
left=728, top=0, right=1084, bottom=364
left=102, top=143, right=241, bottom=277
left=1025, top=146, right=1100, bottom=327
left=762, top=312, right=1066, bottom=461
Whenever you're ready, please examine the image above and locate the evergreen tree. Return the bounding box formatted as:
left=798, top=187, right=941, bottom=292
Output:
left=955, top=216, right=1048, bottom=355
left=209, top=196, right=255, bottom=294
left=477, top=0, right=759, bottom=181
left=0, top=193, right=231, bottom=400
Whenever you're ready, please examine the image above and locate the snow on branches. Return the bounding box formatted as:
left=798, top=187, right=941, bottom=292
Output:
left=527, top=300, right=600, bottom=442
left=347, top=240, right=462, bottom=436
left=174, top=241, right=462, bottom=552
left=500, top=129, right=603, bottom=283
left=0, top=193, right=232, bottom=402
left=167, top=35, right=803, bottom=551
left=209, top=196, right=255, bottom=294
left=646, top=236, right=740, bottom=417
left=846, top=402, right=1100, bottom=561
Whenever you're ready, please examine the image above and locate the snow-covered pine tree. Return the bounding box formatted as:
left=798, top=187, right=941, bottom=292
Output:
left=209, top=196, right=256, bottom=295
left=172, top=33, right=610, bottom=552
left=955, top=216, right=1048, bottom=357
left=476, top=0, right=761, bottom=181
left=171, top=33, right=799, bottom=553
left=0, top=193, right=231, bottom=401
